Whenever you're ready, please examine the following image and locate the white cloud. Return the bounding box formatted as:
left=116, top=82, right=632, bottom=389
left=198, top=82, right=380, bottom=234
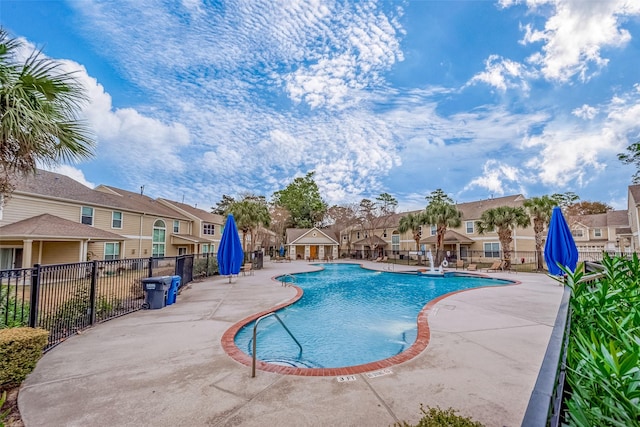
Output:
left=464, top=160, right=525, bottom=196
left=515, top=0, right=640, bottom=82
left=572, top=104, right=599, bottom=120
left=468, top=55, right=532, bottom=92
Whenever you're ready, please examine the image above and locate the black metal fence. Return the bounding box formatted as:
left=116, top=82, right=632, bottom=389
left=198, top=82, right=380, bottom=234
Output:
left=0, top=253, right=220, bottom=351
left=341, top=249, right=634, bottom=273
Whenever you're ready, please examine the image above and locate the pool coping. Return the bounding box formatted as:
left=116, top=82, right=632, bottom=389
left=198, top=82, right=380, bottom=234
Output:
left=220, top=263, right=521, bottom=376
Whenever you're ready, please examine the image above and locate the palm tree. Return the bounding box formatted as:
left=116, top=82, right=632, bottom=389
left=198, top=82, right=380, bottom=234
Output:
left=0, top=29, right=94, bottom=195
left=423, top=189, right=462, bottom=266
left=227, top=199, right=271, bottom=259
left=476, top=206, right=530, bottom=269
left=523, top=196, right=556, bottom=270
left=398, top=212, right=427, bottom=265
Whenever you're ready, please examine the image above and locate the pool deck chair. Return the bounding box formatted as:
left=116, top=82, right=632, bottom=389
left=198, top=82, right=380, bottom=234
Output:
left=374, top=256, right=382, bottom=262
left=455, top=260, right=464, bottom=269
left=485, top=261, right=503, bottom=272
left=466, top=264, right=477, bottom=271
left=242, top=263, right=254, bottom=276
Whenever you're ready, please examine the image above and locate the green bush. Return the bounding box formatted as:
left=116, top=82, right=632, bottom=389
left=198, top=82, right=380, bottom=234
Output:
left=0, top=327, right=48, bottom=391
left=193, top=257, right=218, bottom=278
left=564, top=254, right=640, bottom=426
left=395, top=405, right=484, bottom=427
left=0, top=286, right=29, bottom=329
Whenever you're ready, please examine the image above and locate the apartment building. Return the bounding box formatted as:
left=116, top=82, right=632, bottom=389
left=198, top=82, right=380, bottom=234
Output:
left=0, top=170, right=223, bottom=269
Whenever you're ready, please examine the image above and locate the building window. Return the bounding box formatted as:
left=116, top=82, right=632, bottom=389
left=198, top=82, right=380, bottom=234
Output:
left=173, top=220, right=180, bottom=233
left=81, top=206, right=94, bottom=225
left=572, top=229, right=584, bottom=238
left=466, top=221, right=474, bottom=234
left=383, top=230, right=387, bottom=238
left=203, top=223, right=215, bottom=235
left=104, top=242, right=120, bottom=260
left=178, top=247, right=187, bottom=255
left=153, top=220, right=166, bottom=257
left=594, top=228, right=602, bottom=237
left=357, top=232, right=360, bottom=239
left=342, top=235, right=347, bottom=240
left=392, top=233, right=400, bottom=254
left=484, top=242, right=500, bottom=258
left=112, top=211, right=122, bottom=229
left=418, top=225, right=423, bottom=237
left=202, top=244, right=209, bottom=254
left=430, top=225, right=437, bottom=236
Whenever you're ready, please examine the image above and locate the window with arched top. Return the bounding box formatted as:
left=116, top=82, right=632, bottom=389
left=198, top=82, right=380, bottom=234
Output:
left=153, top=220, right=166, bottom=257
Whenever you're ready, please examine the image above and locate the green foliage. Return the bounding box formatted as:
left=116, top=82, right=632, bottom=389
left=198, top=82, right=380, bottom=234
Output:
left=0, top=390, right=9, bottom=426
left=0, top=28, right=94, bottom=196
left=193, top=257, right=218, bottom=278
left=563, top=254, right=640, bottom=426
left=551, top=192, right=580, bottom=208
left=0, top=327, right=48, bottom=390
left=395, top=405, right=484, bottom=427
left=0, top=286, right=29, bottom=328
left=523, top=195, right=556, bottom=270
left=618, top=141, right=640, bottom=184
left=475, top=206, right=529, bottom=268
left=272, top=171, right=327, bottom=228
left=424, top=189, right=462, bottom=265
left=43, top=285, right=91, bottom=333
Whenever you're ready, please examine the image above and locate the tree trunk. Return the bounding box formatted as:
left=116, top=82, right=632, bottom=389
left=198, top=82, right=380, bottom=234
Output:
left=534, top=219, right=544, bottom=270
left=499, top=228, right=513, bottom=269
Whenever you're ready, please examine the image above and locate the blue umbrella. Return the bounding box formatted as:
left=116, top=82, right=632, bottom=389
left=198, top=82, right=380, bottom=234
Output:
left=217, top=214, right=244, bottom=282
left=279, top=244, right=285, bottom=257
left=544, top=206, right=579, bottom=276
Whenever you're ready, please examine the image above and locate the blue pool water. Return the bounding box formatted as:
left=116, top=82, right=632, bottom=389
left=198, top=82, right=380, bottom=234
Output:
left=234, top=263, right=512, bottom=369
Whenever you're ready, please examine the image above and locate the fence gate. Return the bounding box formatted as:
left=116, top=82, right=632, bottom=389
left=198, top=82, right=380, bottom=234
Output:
left=176, top=255, right=194, bottom=285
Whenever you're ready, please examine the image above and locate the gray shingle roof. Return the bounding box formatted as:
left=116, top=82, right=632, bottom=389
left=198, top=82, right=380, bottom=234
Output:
left=13, top=170, right=188, bottom=219
left=158, top=198, right=223, bottom=224
left=0, top=214, right=124, bottom=240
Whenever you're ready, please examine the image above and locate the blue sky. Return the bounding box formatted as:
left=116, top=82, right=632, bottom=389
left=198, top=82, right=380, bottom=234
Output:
left=2, top=0, right=640, bottom=211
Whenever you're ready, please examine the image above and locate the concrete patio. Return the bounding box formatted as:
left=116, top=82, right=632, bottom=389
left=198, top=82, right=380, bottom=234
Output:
left=18, top=260, right=563, bottom=426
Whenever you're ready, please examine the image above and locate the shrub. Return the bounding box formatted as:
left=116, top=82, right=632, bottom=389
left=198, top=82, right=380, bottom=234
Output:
left=563, top=254, right=640, bottom=426
left=395, top=405, right=484, bottom=427
left=0, top=327, right=48, bottom=390
left=0, top=286, right=29, bottom=329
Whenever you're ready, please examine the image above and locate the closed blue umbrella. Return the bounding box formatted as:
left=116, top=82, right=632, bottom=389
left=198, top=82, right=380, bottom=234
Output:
left=544, top=206, right=579, bottom=276
left=217, top=214, right=244, bottom=282
left=279, top=244, right=285, bottom=257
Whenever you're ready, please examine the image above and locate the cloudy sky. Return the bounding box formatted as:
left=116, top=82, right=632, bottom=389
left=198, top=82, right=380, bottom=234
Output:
left=3, top=0, right=640, bottom=211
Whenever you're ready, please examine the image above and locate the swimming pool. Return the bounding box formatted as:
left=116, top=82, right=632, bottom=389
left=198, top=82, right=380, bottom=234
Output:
left=228, top=263, right=514, bottom=374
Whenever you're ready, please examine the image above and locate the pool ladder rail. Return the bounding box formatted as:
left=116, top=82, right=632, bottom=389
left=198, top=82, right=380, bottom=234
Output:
left=251, top=311, right=302, bottom=378
left=280, top=273, right=296, bottom=286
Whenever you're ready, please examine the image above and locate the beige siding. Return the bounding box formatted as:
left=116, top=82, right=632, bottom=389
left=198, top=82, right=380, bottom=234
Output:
left=41, top=242, right=81, bottom=264
left=0, top=196, right=81, bottom=226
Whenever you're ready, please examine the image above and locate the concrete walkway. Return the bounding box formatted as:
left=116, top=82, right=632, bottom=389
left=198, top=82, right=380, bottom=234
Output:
left=19, top=260, right=563, bottom=427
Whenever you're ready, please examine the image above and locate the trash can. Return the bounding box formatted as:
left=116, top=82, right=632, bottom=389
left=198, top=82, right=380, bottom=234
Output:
left=166, top=275, right=181, bottom=305
left=141, top=276, right=171, bottom=309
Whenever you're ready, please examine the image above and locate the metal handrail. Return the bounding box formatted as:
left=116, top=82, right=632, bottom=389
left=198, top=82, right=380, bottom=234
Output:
left=252, top=312, right=302, bottom=377
left=280, top=273, right=296, bottom=286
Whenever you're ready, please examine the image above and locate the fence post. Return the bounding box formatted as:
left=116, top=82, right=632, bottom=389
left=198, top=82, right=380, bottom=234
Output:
left=88, top=260, right=98, bottom=325
left=29, top=264, right=41, bottom=328
left=148, top=257, right=153, bottom=278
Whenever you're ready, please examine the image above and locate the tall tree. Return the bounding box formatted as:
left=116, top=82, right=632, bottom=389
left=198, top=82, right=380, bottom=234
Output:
left=523, top=195, right=556, bottom=270
left=551, top=192, right=580, bottom=209
left=357, top=193, right=398, bottom=259
left=565, top=201, right=613, bottom=216
left=211, top=194, right=236, bottom=215
left=325, top=203, right=360, bottom=254
left=268, top=204, right=290, bottom=251
left=617, top=141, right=640, bottom=183
left=0, top=29, right=94, bottom=195
left=226, top=197, right=270, bottom=255
left=398, top=211, right=427, bottom=265
left=476, top=206, right=530, bottom=269
left=272, top=172, right=327, bottom=228
left=423, top=189, right=462, bottom=265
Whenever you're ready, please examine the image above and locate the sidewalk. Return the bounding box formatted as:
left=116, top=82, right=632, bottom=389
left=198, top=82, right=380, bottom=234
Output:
left=18, top=260, right=563, bottom=426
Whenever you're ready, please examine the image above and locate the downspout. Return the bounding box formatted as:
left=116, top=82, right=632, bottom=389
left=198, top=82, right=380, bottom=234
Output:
left=635, top=203, right=640, bottom=252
